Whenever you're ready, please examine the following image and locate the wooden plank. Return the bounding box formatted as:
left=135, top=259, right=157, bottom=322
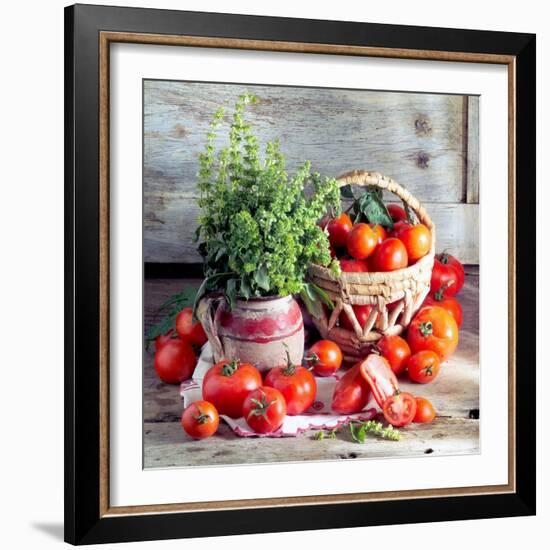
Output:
left=144, top=200, right=479, bottom=264
left=144, top=80, right=474, bottom=262
left=466, top=96, right=480, bottom=203
left=143, top=268, right=479, bottom=468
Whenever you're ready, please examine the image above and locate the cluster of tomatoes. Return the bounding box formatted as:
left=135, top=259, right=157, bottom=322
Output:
left=181, top=342, right=344, bottom=439
left=324, top=203, right=431, bottom=273
left=153, top=307, right=207, bottom=384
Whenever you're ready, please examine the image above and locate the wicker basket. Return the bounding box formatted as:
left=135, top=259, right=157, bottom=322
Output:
left=308, top=170, right=435, bottom=363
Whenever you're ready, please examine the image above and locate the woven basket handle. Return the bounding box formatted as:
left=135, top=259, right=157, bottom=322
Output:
left=336, top=170, right=434, bottom=232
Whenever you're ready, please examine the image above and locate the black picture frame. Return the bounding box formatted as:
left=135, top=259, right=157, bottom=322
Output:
left=65, top=3, right=536, bottom=545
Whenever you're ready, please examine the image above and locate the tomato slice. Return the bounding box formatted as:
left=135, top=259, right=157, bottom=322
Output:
left=358, top=354, right=399, bottom=408
left=382, top=392, right=417, bottom=427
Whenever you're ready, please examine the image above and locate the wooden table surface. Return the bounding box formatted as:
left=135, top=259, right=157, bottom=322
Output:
left=143, top=267, right=479, bottom=469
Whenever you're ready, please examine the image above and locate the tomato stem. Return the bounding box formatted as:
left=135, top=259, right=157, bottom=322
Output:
left=419, top=321, right=433, bottom=337
left=282, top=343, right=296, bottom=376
left=221, top=360, right=239, bottom=377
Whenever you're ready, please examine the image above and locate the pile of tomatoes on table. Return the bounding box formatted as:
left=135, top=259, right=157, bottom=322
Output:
left=152, top=202, right=467, bottom=439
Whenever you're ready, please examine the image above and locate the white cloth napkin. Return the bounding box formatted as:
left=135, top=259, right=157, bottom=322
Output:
left=180, top=343, right=378, bottom=437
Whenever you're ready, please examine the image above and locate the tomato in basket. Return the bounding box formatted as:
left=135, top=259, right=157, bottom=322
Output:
left=398, top=223, right=431, bottom=263
left=327, top=213, right=353, bottom=249
left=347, top=223, right=378, bottom=260
left=370, top=238, right=408, bottom=272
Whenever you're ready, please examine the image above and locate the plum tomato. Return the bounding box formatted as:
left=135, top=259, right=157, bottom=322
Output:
left=407, top=350, right=441, bottom=383
left=387, top=203, right=408, bottom=222
left=154, top=338, right=197, bottom=384
left=327, top=213, right=353, bottom=249
left=382, top=391, right=417, bottom=427
left=202, top=360, right=262, bottom=418
left=414, top=397, right=436, bottom=423
left=398, top=223, right=431, bottom=263
left=407, top=305, right=459, bottom=360
left=306, top=340, right=343, bottom=377
left=175, top=307, right=208, bottom=347
left=264, top=353, right=317, bottom=415
left=242, top=386, right=286, bottom=434
left=375, top=335, right=411, bottom=375
left=181, top=400, right=219, bottom=439
left=423, top=291, right=463, bottom=328
left=331, top=364, right=371, bottom=414
left=370, top=238, right=408, bottom=272
left=339, top=304, right=374, bottom=332
left=347, top=223, right=378, bottom=260
left=339, top=258, right=370, bottom=272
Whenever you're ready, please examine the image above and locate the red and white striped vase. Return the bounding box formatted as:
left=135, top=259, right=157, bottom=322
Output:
left=198, top=294, right=304, bottom=373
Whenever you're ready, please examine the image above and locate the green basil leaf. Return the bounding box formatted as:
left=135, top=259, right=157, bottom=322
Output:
left=225, top=278, right=238, bottom=310
left=357, top=190, right=394, bottom=229
left=253, top=264, right=271, bottom=292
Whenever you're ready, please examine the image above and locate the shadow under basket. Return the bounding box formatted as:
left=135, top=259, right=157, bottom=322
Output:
left=308, top=170, right=435, bottom=363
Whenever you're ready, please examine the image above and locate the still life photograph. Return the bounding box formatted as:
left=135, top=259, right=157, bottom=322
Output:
left=143, top=82, right=479, bottom=467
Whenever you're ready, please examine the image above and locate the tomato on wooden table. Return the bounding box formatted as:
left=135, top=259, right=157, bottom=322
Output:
left=347, top=223, right=378, bottom=260
left=414, top=397, right=436, bottom=423
left=175, top=307, right=208, bottom=347
left=398, top=223, right=431, bottom=263
left=265, top=352, right=317, bottom=415
left=181, top=400, right=219, bottom=439
left=387, top=203, right=408, bottom=222
left=306, top=340, right=343, bottom=377
left=242, top=386, right=286, bottom=434
left=423, top=288, right=463, bottom=327
left=437, top=252, right=465, bottom=293
left=339, top=258, right=370, bottom=272
left=375, top=335, right=411, bottom=375
left=339, top=304, right=374, bottom=332
left=202, top=360, right=262, bottom=418
left=407, top=350, right=441, bottom=383
left=327, top=213, right=353, bottom=249
left=430, top=256, right=462, bottom=298
left=331, top=364, right=371, bottom=414
left=370, top=238, right=408, bottom=272
left=407, top=305, right=459, bottom=360
left=382, top=391, right=417, bottom=427
left=155, top=329, right=175, bottom=352
left=154, top=338, right=196, bottom=384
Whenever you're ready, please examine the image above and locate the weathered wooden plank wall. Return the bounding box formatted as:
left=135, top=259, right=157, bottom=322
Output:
left=144, top=81, right=479, bottom=264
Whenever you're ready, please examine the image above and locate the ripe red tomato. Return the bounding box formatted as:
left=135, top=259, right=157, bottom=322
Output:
left=414, top=397, right=436, bottom=423
left=398, top=223, right=431, bottom=263
left=347, top=223, right=378, bottom=260
left=242, top=386, right=286, bottom=434
left=264, top=356, right=317, bottom=415
left=331, top=364, right=371, bottom=414
left=306, top=340, right=343, bottom=377
left=423, top=293, right=463, bottom=327
left=437, top=253, right=465, bottom=293
left=370, top=238, right=408, bottom=271
left=327, top=213, right=353, bottom=249
left=154, top=338, right=197, bottom=384
left=340, top=258, right=370, bottom=272
left=181, top=400, right=219, bottom=439
left=369, top=224, right=387, bottom=245
left=202, top=360, right=262, bottom=418
left=175, top=307, right=208, bottom=347
left=376, top=335, right=411, bottom=375
left=382, top=391, right=417, bottom=427
left=155, top=329, right=175, bottom=352
left=430, top=258, right=461, bottom=298
left=389, top=220, right=410, bottom=238
left=387, top=203, right=407, bottom=222
left=407, top=306, right=459, bottom=360
left=407, top=350, right=440, bottom=383
left=339, top=304, right=374, bottom=331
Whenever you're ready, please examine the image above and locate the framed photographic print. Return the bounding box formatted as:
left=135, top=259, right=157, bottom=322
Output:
left=65, top=3, right=536, bottom=545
